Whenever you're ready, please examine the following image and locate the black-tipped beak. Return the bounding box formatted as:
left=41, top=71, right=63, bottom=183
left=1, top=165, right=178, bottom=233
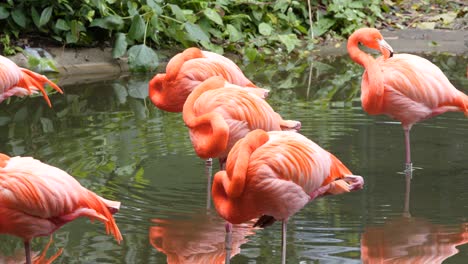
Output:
left=378, top=39, right=394, bottom=58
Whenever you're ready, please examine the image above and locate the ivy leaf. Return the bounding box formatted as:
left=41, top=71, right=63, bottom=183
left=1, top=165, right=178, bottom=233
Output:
left=204, top=8, right=223, bottom=25
left=312, top=18, right=335, bottom=37
left=184, top=22, right=210, bottom=42
left=90, top=15, right=124, bottom=30
left=226, top=24, right=242, bottom=42
left=169, top=4, right=186, bottom=21
left=39, top=6, right=53, bottom=27
left=128, top=15, right=145, bottom=41
left=12, top=8, right=27, bottom=28
left=0, top=6, right=9, bottom=19
left=127, top=44, right=159, bottom=72
left=55, top=19, right=70, bottom=31
left=278, top=34, right=300, bottom=53
left=112, top=33, right=128, bottom=58
left=258, top=22, right=272, bottom=36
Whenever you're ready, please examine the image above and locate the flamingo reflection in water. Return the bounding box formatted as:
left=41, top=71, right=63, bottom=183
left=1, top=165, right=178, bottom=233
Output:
left=0, top=236, right=63, bottom=264
left=361, top=171, right=468, bottom=263
left=149, top=211, right=257, bottom=264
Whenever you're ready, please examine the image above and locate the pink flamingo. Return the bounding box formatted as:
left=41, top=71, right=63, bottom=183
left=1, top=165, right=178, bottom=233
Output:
left=0, top=153, right=122, bottom=264
left=149, top=47, right=265, bottom=113
left=0, top=55, right=63, bottom=106
left=347, top=28, right=468, bottom=172
left=212, top=129, right=364, bottom=264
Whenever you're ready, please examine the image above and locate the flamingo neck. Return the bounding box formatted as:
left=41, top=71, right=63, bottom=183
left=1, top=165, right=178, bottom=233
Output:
left=347, top=35, right=374, bottom=68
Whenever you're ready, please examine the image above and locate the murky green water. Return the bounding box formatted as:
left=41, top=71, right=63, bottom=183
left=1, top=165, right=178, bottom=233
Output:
left=0, top=53, right=467, bottom=263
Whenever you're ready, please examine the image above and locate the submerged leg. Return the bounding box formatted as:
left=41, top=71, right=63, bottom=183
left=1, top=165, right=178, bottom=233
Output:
left=205, top=158, right=213, bottom=209
left=224, top=222, right=232, bottom=264
left=403, top=169, right=412, bottom=217
left=403, top=127, right=413, bottom=177
left=24, top=240, right=32, bottom=264
left=281, top=219, right=288, bottom=264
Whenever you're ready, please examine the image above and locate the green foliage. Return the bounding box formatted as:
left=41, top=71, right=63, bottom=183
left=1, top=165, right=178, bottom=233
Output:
left=0, top=0, right=388, bottom=70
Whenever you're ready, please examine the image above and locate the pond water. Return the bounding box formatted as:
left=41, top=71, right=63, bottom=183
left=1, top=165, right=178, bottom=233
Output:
left=0, top=53, right=467, bottom=263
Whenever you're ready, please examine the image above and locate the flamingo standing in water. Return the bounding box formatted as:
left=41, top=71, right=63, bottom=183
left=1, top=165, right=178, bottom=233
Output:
left=0, top=55, right=63, bottom=106
left=182, top=76, right=301, bottom=170
left=212, top=129, right=364, bottom=264
left=347, top=28, right=468, bottom=172
left=0, top=153, right=123, bottom=264
left=149, top=47, right=265, bottom=113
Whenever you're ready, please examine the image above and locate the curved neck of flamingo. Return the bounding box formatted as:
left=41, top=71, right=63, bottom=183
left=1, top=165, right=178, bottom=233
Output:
left=183, top=76, right=230, bottom=159
left=347, top=35, right=374, bottom=68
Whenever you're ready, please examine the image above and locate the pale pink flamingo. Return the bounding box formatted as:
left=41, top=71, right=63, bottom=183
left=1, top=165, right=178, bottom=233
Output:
left=347, top=28, right=468, bottom=172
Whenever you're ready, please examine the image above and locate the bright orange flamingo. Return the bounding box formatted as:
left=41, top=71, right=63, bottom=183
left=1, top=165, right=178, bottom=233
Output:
left=149, top=211, right=257, bottom=264
left=0, top=55, right=63, bottom=106
left=212, top=129, right=364, bottom=264
left=182, top=76, right=301, bottom=169
left=0, top=153, right=123, bottom=264
left=149, top=47, right=266, bottom=112
left=347, top=28, right=468, bottom=172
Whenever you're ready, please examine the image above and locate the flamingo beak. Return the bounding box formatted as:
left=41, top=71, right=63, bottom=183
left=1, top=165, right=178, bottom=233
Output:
left=378, top=39, right=394, bottom=58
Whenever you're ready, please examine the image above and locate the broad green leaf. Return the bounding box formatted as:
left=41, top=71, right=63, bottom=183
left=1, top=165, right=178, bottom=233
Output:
left=39, top=6, right=53, bottom=27
left=128, top=15, right=145, bottom=41
left=90, top=15, right=124, bottom=30
left=184, top=22, right=210, bottom=42
left=146, top=0, right=163, bottom=15
left=278, top=34, right=300, bottom=53
left=204, top=8, right=223, bottom=25
left=12, top=8, right=27, bottom=28
left=112, top=33, right=128, bottom=58
left=127, top=44, right=159, bottom=72
left=226, top=24, right=242, bottom=42
left=0, top=6, right=9, bottom=19
left=244, top=47, right=258, bottom=62
left=55, top=19, right=70, bottom=31
left=127, top=1, right=138, bottom=16
left=31, top=7, right=40, bottom=28
left=312, top=18, right=335, bottom=37
left=169, top=4, right=185, bottom=21
left=258, top=22, right=272, bottom=36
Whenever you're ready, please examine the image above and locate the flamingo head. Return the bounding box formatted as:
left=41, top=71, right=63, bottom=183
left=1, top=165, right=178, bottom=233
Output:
left=352, top=28, right=394, bottom=58
left=148, top=73, right=184, bottom=112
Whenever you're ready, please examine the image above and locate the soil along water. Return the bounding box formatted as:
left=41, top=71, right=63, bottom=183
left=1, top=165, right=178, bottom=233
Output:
left=0, top=50, right=467, bottom=262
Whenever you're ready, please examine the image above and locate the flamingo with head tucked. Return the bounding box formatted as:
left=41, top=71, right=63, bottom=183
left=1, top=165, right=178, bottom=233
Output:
left=0, top=55, right=63, bottom=106
left=149, top=47, right=266, bottom=112
left=182, top=76, right=300, bottom=170
left=212, top=129, right=364, bottom=264
left=347, top=28, right=468, bottom=172
left=0, top=153, right=122, bottom=264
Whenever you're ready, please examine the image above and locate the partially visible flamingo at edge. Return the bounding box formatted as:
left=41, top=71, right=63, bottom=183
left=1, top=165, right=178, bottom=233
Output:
left=0, top=153, right=122, bottom=264
left=347, top=27, right=468, bottom=173
left=212, top=129, right=364, bottom=264
left=0, top=55, right=63, bottom=107
left=148, top=47, right=266, bottom=113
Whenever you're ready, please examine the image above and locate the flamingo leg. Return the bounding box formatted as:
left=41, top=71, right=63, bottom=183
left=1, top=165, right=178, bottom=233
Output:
left=403, top=169, right=412, bottom=218
left=403, top=127, right=413, bottom=176
left=224, top=222, right=232, bottom=264
left=281, top=219, right=288, bottom=264
left=24, top=240, right=32, bottom=264
left=205, top=158, right=213, bottom=209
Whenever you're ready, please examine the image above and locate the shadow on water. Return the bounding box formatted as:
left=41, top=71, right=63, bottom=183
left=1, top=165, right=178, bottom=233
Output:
left=0, top=53, right=466, bottom=263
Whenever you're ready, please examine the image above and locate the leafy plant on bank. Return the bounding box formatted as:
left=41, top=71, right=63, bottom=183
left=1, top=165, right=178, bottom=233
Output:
left=0, top=0, right=385, bottom=71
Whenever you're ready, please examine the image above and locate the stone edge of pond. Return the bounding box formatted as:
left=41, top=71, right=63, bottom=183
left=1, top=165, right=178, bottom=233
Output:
left=6, top=29, right=468, bottom=85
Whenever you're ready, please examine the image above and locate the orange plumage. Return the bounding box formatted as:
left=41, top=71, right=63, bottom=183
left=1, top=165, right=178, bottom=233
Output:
left=0, top=153, right=122, bottom=264
left=211, top=129, right=363, bottom=262
left=0, top=55, right=63, bottom=107
left=182, top=76, right=300, bottom=166
left=149, top=47, right=264, bottom=112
